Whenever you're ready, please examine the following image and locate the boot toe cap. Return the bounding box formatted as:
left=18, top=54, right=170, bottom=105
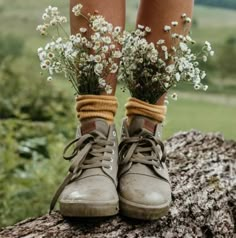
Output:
left=60, top=176, right=118, bottom=202
left=119, top=174, right=171, bottom=206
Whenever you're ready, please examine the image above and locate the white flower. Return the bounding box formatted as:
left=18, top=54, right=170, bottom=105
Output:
left=166, top=76, right=170, bottom=81
left=185, top=17, right=192, bottom=23
left=203, top=85, right=208, bottom=91
left=175, top=73, right=181, bottom=81
left=103, top=36, right=111, bottom=44
left=47, top=52, right=55, bottom=59
left=194, top=84, right=200, bottom=90
left=37, top=47, right=44, bottom=53
left=205, top=41, right=211, bottom=47
left=47, top=76, right=53, bottom=81
left=152, top=76, right=158, bottom=82
left=40, top=62, right=48, bottom=70
left=181, top=13, right=187, bottom=18
left=171, top=46, right=177, bottom=52
left=114, top=26, right=121, bottom=33
left=94, top=55, right=102, bottom=63
left=79, top=37, right=86, bottom=45
left=137, top=24, right=144, bottom=29
left=161, top=45, right=168, bottom=51
left=105, top=85, right=113, bottom=94
left=164, top=25, right=171, bottom=32
left=171, top=93, right=178, bottom=100
left=171, top=21, right=178, bottom=26
left=165, top=64, right=175, bottom=73
left=210, top=51, right=214, bottom=56
left=156, top=39, right=165, bottom=45
left=80, top=27, right=87, bottom=33
left=201, top=71, right=206, bottom=79
left=135, top=29, right=142, bottom=36
left=113, top=50, right=122, bottom=58
left=172, top=33, right=178, bottom=39
left=145, top=26, right=151, bottom=32
left=110, top=63, right=118, bottom=73
left=150, top=54, right=157, bottom=63
left=56, top=37, right=62, bottom=44
left=107, top=23, right=113, bottom=33
left=164, top=82, right=169, bottom=88
left=94, top=63, right=103, bottom=75
left=186, top=35, right=192, bottom=42
left=101, top=26, right=108, bottom=33
left=98, top=78, right=106, bottom=87
left=179, top=42, right=188, bottom=52
left=164, top=51, right=169, bottom=60
left=72, top=4, right=83, bottom=16
left=203, top=55, right=207, bottom=62
left=42, top=13, right=49, bottom=20
left=102, top=45, right=109, bottom=53
left=110, top=44, right=116, bottom=50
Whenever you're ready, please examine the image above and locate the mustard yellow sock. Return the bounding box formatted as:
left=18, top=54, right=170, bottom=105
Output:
left=76, top=95, right=118, bottom=124
left=125, top=97, right=167, bottom=124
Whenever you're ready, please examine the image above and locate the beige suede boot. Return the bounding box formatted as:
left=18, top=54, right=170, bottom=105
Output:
left=118, top=116, right=171, bottom=220
left=50, top=118, right=119, bottom=217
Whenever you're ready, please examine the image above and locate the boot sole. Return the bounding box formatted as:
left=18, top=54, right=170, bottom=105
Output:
left=60, top=199, right=119, bottom=217
left=119, top=196, right=170, bottom=220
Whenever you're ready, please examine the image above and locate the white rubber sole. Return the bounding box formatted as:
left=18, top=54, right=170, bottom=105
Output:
left=119, top=196, right=170, bottom=220
left=60, top=199, right=119, bottom=217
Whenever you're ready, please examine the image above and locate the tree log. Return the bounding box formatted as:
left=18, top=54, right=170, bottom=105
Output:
left=0, top=130, right=235, bottom=238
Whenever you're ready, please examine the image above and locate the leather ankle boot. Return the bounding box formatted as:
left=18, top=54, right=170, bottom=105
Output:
left=50, top=118, right=119, bottom=217
left=118, top=116, right=171, bottom=220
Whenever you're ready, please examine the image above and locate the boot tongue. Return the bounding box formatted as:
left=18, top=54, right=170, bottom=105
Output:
left=80, top=118, right=109, bottom=137
left=128, top=116, right=157, bottom=137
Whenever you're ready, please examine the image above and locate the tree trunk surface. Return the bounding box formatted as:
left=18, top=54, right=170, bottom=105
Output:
left=0, top=130, right=235, bottom=238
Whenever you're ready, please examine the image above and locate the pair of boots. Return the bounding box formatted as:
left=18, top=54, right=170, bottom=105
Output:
left=50, top=110, right=171, bottom=220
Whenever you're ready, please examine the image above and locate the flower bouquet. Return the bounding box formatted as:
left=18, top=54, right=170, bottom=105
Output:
left=37, top=4, right=125, bottom=95
left=118, top=14, right=214, bottom=103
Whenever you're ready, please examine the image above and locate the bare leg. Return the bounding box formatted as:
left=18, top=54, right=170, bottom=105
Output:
left=70, top=0, right=126, bottom=95
left=136, top=0, right=194, bottom=104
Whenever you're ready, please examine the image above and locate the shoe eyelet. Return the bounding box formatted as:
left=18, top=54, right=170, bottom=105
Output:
left=112, top=149, right=115, bottom=155
left=110, top=157, right=113, bottom=162
left=113, top=130, right=116, bottom=137
left=108, top=165, right=112, bottom=170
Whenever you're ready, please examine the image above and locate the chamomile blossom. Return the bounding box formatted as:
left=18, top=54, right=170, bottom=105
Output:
left=171, top=93, right=178, bottom=100
left=171, top=21, right=178, bottom=26
left=185, top=17, right=192, bottom=23
left=105, top=84, right=113, bottom=94
left=164, top=25, right=171, bottom=32
left=72, top=4, right=83, bottom=16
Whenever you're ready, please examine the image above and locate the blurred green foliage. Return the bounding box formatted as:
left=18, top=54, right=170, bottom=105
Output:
left=218, top=37, right=236, bottom=78
left=196, top=0, right=236, bottom=10
left=0, top=35, right=76, bottom=227
left=0, top=36, right=72, bottom=121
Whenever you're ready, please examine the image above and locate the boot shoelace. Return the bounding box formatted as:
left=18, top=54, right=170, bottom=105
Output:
left=119, top=133, right=166, bottom=172
left=49, top=130, right=114, bottom=213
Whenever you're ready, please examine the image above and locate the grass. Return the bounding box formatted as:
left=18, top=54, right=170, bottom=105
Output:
left=193, top=5, right=236, bottom=28
left=115, top=86, right=236, bottom=140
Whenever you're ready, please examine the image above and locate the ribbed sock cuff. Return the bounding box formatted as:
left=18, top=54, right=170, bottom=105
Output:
left=125, top=97, right=167, bottom=124
left=76, top=95, right=118, bottom=124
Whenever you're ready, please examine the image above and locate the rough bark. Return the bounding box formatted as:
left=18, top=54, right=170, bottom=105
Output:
left=0, top=130, right=235, bottom=238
